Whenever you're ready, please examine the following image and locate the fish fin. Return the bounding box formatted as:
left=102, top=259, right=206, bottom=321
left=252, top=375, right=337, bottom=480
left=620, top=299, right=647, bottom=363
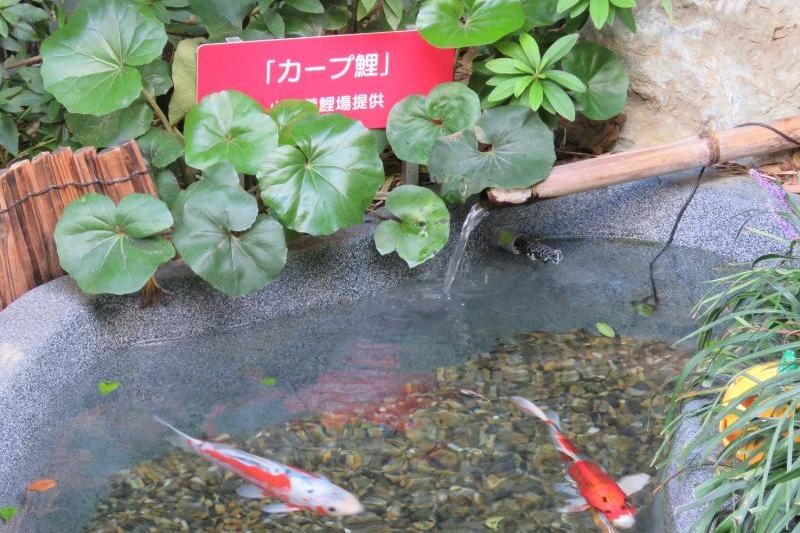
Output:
left=237, top=484, right=265, bottom=500
left=546, top=410, right=561, bottom=428
left=593, top=510, right=619, bottom=533
left=558, top=496, right=589, bottom=513
left=262, top=503, right=302, bottom=514
left=153, top=416, right=198, bottom=452
left=510, top=396, right=550, bottom=422
left=553, top=482, right=580, bottom=497
left=617, top=473, right=651, bottom=496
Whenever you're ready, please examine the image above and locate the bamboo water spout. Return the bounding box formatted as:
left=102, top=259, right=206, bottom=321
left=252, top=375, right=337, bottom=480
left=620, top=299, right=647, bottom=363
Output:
left=486, top=115, right=800, bottom=205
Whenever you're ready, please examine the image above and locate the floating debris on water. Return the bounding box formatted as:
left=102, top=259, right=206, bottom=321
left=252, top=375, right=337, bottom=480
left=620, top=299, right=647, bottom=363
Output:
left=86, top=330, right=688, bottom=532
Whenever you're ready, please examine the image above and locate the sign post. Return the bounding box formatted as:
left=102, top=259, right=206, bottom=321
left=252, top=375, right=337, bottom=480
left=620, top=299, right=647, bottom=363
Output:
left=197, top=30, right=455, bottom=129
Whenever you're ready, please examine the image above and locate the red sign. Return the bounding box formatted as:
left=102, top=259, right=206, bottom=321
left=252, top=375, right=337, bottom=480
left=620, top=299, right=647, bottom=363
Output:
left=196, top=30, right=455, bottom=129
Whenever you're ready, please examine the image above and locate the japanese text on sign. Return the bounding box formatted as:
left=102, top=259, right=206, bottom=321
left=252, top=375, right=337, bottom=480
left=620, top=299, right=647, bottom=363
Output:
left=197, top=30, right=455, bottom=129
left=267, top=53, right=390, bottom=84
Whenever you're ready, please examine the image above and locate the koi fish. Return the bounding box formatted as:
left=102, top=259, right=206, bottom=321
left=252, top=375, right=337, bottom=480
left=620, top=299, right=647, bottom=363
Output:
left=510, top=397, right=650, bottom=531
left=154, top=417, right=364, bottom=517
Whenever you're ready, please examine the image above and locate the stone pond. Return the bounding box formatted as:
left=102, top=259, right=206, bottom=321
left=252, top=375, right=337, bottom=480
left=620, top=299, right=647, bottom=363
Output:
left=0, top=166, right=787, bottom=532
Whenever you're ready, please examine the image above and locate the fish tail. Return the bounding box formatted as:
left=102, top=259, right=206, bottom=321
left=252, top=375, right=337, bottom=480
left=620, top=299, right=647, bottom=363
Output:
left=511, top=396, right=552, bottom=423
left=154, top=416, right=200, bottom=452
left=511, top=397, right=579, bottom=460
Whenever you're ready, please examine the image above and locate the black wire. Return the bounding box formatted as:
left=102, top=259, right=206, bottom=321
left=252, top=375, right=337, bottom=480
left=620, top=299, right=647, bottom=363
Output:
left=643, top=167, right=707, bottom=306
left=736, top=122, right=800, bottom=148
left=641, top=121, right=800, bottom=309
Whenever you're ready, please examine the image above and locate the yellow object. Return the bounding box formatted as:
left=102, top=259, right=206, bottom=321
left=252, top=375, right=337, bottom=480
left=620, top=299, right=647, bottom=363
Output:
left=719, top=362, right=795, bottom=463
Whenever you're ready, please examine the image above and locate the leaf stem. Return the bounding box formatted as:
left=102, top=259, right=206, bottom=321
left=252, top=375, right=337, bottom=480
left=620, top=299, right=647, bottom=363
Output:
left=6, top=55, right=41, bottom=70
left=141, top=88, right=183, bottom=139
left=350, top=0, right=359, bottom=33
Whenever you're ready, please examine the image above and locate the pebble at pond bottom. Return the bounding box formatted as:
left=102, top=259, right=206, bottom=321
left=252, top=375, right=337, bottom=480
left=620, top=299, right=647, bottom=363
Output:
left=86, top=330, right=688, bottom=532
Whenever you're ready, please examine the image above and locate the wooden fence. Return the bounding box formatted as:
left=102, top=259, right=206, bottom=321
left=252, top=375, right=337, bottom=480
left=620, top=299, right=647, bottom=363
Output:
left=0, top=141, right=155, bottom=311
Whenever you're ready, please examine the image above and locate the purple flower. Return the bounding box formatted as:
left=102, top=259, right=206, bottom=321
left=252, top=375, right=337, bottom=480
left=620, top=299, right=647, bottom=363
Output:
left=750, top=168, right=798, bottom=240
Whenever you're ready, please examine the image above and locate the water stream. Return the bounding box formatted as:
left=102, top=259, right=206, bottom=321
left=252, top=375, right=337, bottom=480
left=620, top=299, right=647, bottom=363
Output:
left=442, top=202, right=490, bottom=294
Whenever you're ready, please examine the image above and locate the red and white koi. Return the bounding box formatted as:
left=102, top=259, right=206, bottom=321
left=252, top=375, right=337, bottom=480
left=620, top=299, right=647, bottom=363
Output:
left=511, top=397, right=650, bottom=532
left=155, top=417, right=364, bottom=517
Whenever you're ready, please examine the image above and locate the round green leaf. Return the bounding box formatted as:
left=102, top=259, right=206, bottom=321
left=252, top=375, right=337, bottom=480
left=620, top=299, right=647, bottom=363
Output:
left=0, top=506, right=18, bottom=523
left=184, top=90, right=279, bottom=174
left=98, top=380, right=121, bottom=396
left=65, top=100, right=153, bottom=148
left=202, top=162, right=241, bottom=187
left=168, top=37, right=204, bottom=126
left=258, top=114, right=384, bottom=236
left=595, top=321, right=616, bottom=337
left=374, top=185, right=450, bottom=267
left=417, top=0, right=524, bottom=48
left=386, top=82, right=481, bottom=165
left=268, top=99, right=319, bottom=145
left=172, top=182, right=287, bottom=297
left=520, top=0, right=563, bottom=29
left=372, top=129, right=388, bottom=154
left=0, top=113, right=18, bottom=155
left=189, top=0, right=256, bottom=39
left=155, top=169, right=180, bottom=209
left=283, top=0, right=350, bottom=36
left=428, top=106, right=555, bottom=203
left=561, top=42, right=629, bottom=120
left=140, top=59, right=173, bottom=97
left=137, top=128, right=184, bottom=168
left=54, top=193, right=175, bottom=295
left=41, top=0, right=168, bottom=115
left=286, top=0, right=325, bottom=14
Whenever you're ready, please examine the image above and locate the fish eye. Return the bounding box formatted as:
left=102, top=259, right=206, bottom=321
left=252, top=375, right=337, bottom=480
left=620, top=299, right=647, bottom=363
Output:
left=327, top=506, right=336, bottom=513
left=601, top=496, right=608, bottom=503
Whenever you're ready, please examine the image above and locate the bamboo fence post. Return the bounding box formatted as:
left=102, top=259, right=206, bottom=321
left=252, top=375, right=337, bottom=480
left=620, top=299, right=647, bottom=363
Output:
left=0, top=141, right=155, bottom=312
left=487, top=116, right=800, bottom=205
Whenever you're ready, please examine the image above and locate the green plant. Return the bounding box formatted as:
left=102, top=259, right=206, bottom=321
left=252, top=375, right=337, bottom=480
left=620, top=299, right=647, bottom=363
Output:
left=30, top=0, right=664, bottom=300
left=484, top=34, right=628, bottom=121
left=374, top=185, right=451, bottom=267
left=557, top=0, right=636, bottom=31
left=54, top=90, right=386, bottom=298
left=486, top=33, right=585, bottom=120
left=54, top=193, right=175, bottom=295
left=656, top=190, right=800, bottom=532
left=417, top=0, right=524, bottom=48
left=0, top=506, right=17, bottom=523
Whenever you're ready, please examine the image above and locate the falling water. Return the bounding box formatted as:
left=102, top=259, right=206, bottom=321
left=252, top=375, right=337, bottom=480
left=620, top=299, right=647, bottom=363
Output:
left=442, top=202, right=490, bottom=295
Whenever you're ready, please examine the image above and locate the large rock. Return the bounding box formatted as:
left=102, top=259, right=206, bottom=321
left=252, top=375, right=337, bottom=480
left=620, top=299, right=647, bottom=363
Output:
left=590, top=0, right=800, bottom=149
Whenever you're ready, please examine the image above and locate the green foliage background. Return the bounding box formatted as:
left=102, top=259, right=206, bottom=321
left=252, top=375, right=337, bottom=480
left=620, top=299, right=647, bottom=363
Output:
left=0, top=0, right=668, bottom=299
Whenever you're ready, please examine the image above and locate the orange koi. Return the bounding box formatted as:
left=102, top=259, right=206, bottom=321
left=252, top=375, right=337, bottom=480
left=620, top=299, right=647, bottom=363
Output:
left=511, top=397, right=650, bottom=531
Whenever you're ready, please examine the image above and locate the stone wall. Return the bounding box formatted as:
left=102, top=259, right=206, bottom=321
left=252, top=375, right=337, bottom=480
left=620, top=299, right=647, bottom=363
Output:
left=590, top=0, right=800, bottom=148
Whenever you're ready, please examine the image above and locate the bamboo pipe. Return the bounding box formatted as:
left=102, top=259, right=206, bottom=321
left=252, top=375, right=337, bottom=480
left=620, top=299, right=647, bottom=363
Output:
left=486, top=115, right=800, bottom=205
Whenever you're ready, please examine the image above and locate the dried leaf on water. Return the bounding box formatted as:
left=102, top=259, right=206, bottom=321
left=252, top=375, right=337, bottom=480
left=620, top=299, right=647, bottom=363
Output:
left=595, top=322, right=616, bottom=337
left=633, top=301, right=654, bottom=317
left=26, top=478, right=57, bottom=492
left=459, top=388, right=489, bottom=400
left=98, top=380, right=120, bottom=396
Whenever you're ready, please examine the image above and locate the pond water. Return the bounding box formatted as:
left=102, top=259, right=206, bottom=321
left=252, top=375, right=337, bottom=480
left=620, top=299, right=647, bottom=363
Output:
left=11, top=239, right=728, bottom=532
